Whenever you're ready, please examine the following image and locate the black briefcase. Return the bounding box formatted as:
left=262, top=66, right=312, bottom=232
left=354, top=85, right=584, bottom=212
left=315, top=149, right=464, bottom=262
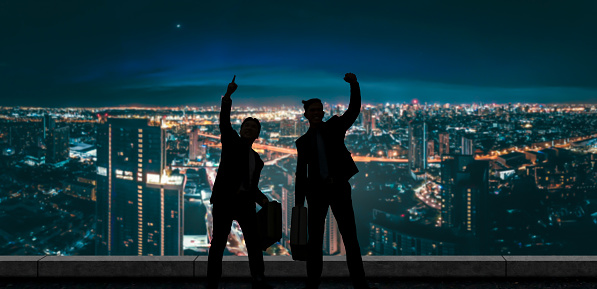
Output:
left=290, top=206, right=308, bottom=261
left=257, top=201, right=282, bottom=251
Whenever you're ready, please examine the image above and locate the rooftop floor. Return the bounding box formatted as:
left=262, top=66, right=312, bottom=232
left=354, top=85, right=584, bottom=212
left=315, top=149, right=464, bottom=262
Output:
left=2, top=256, right=597, bottom=288
left=2, top=277, right=597, bottom=289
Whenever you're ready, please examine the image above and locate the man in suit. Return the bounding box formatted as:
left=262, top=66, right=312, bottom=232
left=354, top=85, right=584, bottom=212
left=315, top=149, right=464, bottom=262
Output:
left=207, top=76, right=271, bottom=289
left=295, top=73, right=375, bottom=289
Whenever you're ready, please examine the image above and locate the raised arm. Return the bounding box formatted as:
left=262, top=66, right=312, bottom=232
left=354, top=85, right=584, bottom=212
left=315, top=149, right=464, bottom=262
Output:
left=219, top=75, right=237, bottom=136
left=338, top=73, right=361, bottom=131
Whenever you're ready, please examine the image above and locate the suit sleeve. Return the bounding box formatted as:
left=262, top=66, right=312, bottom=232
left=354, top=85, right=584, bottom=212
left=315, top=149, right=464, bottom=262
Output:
left=337, top=82, right=361, bottom=132
left=294, top=140, right=307, bottom=207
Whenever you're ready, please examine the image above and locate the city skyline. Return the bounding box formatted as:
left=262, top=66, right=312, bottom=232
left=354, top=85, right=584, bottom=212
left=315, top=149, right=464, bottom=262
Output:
left=0, top=102, right=596, bottom=256
left=1, top=1, right=597, bottom=107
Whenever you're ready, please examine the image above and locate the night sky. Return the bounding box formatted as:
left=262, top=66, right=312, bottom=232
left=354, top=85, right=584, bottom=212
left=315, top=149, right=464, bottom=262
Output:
left=1, top=0, right=596, bottom=107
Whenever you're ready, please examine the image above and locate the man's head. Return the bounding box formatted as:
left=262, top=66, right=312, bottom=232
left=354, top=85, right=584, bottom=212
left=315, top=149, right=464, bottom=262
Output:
left=240, top=117, right=261, bottom=140
left=302, top=98, right=324, bottom=125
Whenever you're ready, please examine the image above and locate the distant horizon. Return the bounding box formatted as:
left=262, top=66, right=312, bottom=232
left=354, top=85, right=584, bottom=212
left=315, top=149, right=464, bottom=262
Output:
left=2, top=100, right=597, bottom=110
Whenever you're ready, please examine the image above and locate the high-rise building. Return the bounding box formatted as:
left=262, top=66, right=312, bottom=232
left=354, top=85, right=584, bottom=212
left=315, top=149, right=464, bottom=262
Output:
left=440, top=154, right=474, bottom=229
left=323, top=209, right=344, bottom=255
left=46, top=126, right=70, bottom=164
left=189, top=128, right=206, bottom=161
left=427, top=139, right=435, bottom=158
left=440, top=155, right=490, bottom=254
left=439, top=132, right=450, bottom=156
left=281, top=185, right=293, bottom=250
left=408, top=121, right=427, bottom=172
left=96, top=118, right=185, bottom=256
left=461, top=136, right=474, bottom=156
left=43, top=114, right=56, bottom=140
left=362, top=109, right=373, bottom=134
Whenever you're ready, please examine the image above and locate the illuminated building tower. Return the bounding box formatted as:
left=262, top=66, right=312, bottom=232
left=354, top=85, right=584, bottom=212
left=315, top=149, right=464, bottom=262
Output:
left=189, top=128, right=199, bottom=161
left=46, top=126, right=70, bottom=164
left=440, top=154, right=473, bottom=229
left=189, top=128, right=206, bottom=161
left=43, top=114, right=55, bottom=140
left=440, top=155, right=489, bottom=254
left=96, top=118, right=185, bottom=256
left=408, top=121, right=427, bottom=172
left=439, top=132, right=450, bottom=156
left=323, top=209, right=344, bottom=255
left=278, top=165, right=298, bottom=250
left=427, top=139, right=435, bottom=158
left=461, top=136, right=474, bottom=156
left=362, top=109, right=373, bottom=134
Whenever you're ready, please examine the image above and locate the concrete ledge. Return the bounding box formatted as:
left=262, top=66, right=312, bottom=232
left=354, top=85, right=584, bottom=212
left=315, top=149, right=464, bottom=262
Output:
left=504, top=256, right=597, bottom=277
left=38, top=256, right=196, bottom=277
left=1, top=256, right=597, bottom=278
left=0, top=256, right=45, bottom=277
left=362, top=256, right=506, bottom=278
left=195, top=256, right=307, bottom=278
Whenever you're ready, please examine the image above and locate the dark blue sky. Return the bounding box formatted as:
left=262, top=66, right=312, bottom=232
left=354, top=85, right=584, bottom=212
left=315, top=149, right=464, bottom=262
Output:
left=1, top=0, right=596, bottom=107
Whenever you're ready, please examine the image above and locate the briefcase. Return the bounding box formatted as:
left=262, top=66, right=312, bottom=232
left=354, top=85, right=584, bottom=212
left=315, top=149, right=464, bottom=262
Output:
left=257, top=201, right=282, bottom=251
left=290, top=206, right=308, bottom=261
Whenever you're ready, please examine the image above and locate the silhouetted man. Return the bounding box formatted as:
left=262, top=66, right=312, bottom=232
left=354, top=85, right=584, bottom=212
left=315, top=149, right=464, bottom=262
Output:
left=207, top=76, right=271, bottom=289
left=295, top=73, right=374, bottom=289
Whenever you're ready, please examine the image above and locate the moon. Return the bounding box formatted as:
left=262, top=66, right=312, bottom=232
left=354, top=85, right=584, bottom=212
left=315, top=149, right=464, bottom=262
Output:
left=176, top=24, right=181, bottom=28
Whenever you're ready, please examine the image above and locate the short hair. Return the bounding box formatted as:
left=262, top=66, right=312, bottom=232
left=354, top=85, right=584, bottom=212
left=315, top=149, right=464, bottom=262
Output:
left=302, top=98, right=322, bottom=111
left=241, top=117, right=261, bottom=131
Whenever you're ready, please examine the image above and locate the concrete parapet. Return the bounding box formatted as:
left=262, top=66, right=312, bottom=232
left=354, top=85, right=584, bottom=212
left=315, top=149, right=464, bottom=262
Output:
left=193, top=256, right=507, bottom=278
left=38, top=256, right=196, bottom=277
left=504, top=256, right=597, bottom=277
left=0, top=256, right=596, bottom=278
left=0, top=256, right=45, bottom=277
left=362, top=256, right=506, bottom=278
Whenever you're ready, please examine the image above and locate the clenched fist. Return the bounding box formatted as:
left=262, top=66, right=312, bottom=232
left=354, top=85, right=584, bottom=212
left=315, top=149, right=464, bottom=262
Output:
left=343, top=73, right=358, bottom=84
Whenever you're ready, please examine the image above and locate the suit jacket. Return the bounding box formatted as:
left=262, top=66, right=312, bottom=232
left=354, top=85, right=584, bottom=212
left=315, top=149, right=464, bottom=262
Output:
left=210, top=98, right=268, bottom=205
left=295, top=83, right=361, bottom=206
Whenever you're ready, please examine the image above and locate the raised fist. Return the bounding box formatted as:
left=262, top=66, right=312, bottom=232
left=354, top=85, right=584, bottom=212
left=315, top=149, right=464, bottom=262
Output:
left=344, top=73, right=357, bottom=84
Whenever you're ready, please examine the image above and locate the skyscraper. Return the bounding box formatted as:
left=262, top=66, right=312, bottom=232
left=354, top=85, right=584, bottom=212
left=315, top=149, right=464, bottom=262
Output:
left=323, top=209, right=344, bottom=255
left=461, top=136, right=474, bottom=156
left=281, top=185, right=293, bottom=250
left=440, top=154, right=474, bottom=229
left=440, top=155, right=490, bottom=254
left=408, top=121, right=427, bottom=173
left=189, top=127, right=206, bottom=161
left=427, top=139, right=435, bottom=158
left=46, top=126, right=70, bottom=164
left=43, top=114, right=55, bottom=140
left=439, top=132, right=450, bottom=156
left=96, top=118, right=185, bottom=256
